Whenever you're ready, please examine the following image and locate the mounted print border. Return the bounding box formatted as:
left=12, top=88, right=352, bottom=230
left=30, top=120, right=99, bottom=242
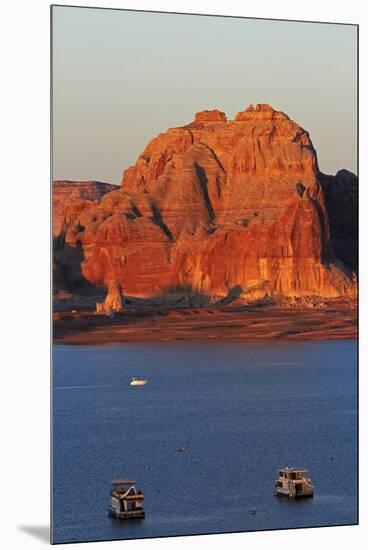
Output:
left=51, top=5, right=358, bottom=544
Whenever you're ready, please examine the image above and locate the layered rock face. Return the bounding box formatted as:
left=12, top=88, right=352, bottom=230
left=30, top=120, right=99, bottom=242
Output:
left=54, top=104, right=357, bottom=302
left=53, top=180, right=118, bottom=236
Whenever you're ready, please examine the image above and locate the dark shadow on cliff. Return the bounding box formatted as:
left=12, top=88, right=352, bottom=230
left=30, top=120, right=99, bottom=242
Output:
left=218, top=285, right=243, bottom=305
left=124, top=284, right=273, bottom=310
left=53, top=239, right=106, bottom=312
left=53, top=240, right=94, bottom=290
left=319, top=171, right=358, bottom=272
left=195, top=163, right=215, bottom=221
left=308, top=195, right=330, bottom=265
left=151, top=204, right=174, bottom=240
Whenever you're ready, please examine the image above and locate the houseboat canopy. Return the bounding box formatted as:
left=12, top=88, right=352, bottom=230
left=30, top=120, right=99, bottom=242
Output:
left=278, top=468, right=310, bottom=479
left=112, top=479, right=136, bottom=485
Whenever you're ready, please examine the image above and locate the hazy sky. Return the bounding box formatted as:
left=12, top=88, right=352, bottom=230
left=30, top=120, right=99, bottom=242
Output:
left=52, top=6, right=357, bottom=184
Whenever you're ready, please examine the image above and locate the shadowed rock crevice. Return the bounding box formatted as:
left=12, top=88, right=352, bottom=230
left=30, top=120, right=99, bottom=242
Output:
left=308, top=197, right=330, bottom=265
left=151, top=204, right=174, bottom=240
left=195, top=163, right=215, bottom=221
left=296, top=182, right=306, bottom=198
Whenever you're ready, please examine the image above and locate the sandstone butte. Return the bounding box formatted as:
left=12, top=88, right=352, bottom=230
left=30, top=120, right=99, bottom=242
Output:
left=53, top=104, right=357, bottom=308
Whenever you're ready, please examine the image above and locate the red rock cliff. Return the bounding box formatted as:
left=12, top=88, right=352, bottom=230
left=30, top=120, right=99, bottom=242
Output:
left=53, top=180, right=118, bottom=236
left=54, top=104, right=357, bottom=302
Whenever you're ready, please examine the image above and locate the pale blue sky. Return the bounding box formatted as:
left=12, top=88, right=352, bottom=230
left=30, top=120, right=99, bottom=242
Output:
left=52, top=6, right=357, bottom=184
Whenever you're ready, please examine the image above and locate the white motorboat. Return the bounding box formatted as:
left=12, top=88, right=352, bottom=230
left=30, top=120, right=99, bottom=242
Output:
left=130, top=377, right=148, bottom=386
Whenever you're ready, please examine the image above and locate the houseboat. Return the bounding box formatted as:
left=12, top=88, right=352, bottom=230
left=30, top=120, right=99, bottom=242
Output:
left=107, top=480, right=145, bottom=519
left=274, top=467, right=314, bottom=499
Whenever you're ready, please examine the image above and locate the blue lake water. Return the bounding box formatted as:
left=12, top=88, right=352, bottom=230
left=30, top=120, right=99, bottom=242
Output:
left=52, top=340, right=357, bottom=543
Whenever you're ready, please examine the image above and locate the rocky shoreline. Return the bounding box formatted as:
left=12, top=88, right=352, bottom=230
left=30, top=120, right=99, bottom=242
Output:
left=53, top=300, right=357, bottom=345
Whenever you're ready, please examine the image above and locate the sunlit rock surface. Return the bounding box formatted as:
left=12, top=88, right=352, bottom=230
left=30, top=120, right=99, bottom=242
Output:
left=53, top=105, right=357, bottom=303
